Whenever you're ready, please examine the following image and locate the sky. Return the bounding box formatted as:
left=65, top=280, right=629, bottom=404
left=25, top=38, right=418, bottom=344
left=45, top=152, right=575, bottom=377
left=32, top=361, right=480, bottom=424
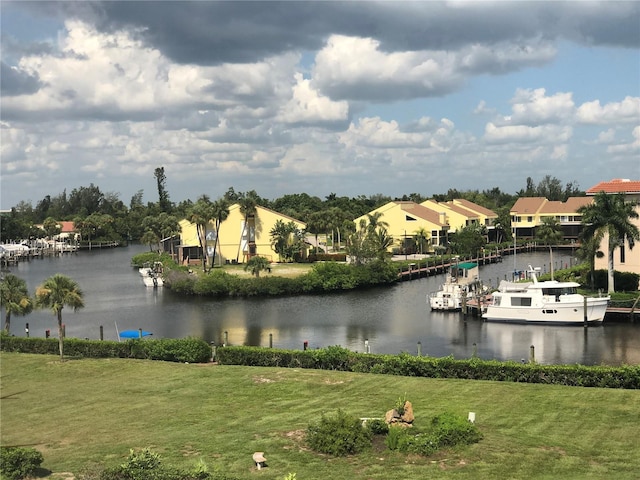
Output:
left=1, top=1, right=639, bottom=210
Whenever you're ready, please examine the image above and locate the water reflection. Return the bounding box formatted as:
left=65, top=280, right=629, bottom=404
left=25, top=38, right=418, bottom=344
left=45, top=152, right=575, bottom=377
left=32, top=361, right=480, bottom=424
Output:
left=3, top=245, right=639, bottom=365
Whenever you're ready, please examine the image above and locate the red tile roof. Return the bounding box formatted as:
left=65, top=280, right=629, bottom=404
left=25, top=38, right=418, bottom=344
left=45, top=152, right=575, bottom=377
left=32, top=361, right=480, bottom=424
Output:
left=586, top=179, right=640, bottom=195
left=58, top=221, right=76, bottom=233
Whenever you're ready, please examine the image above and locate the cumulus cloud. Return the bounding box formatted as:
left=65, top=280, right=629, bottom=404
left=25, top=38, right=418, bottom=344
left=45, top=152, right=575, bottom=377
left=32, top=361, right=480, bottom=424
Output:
left=508, top=88, right=575, bottom=125
left=1, top=1, right=639, bottom=208
left=312, top=35, right=556, bottom=102
left=484, top=123, right=573, bottom=144
left=576, top=96, right=640, bottom=125
left=277, top=73, right=349, bottom=125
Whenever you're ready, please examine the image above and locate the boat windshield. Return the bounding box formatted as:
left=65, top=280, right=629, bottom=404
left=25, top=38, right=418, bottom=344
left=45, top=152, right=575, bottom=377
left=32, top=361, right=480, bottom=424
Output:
left=542, top=287, right=577, bottom=296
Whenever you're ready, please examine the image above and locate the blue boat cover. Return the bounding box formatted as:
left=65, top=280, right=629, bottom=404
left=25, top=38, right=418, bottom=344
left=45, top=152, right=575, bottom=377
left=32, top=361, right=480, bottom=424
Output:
left=119, top=329, right=152, bottom=339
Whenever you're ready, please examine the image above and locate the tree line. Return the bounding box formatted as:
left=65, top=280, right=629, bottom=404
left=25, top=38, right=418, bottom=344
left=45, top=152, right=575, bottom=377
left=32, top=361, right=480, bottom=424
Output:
left=1, top=171, right=585, bottom=245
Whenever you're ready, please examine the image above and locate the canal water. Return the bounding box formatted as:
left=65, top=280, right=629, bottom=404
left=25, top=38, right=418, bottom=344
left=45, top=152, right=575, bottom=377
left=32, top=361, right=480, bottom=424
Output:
left=3, top=245, right=639, bottom=366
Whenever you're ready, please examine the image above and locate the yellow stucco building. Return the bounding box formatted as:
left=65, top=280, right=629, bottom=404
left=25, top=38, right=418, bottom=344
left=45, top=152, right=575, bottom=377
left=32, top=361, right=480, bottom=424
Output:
left=178, top=204, right=306, bottom=265
left=353, top=201, right=449, bottom=253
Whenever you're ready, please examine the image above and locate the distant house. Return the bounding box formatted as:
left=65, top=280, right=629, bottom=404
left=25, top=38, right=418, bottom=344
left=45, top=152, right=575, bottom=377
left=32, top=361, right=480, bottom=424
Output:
left=587, top=179, right=640, bottom=283
left=510, top=197, right=592, bottom=240
left=353, top=201, right=450, bottom=253
left=55, top=221, right=78, bottom=242
left=421, top=199, right=498, bottom=237
left=178, top=204, right=307, bottom=266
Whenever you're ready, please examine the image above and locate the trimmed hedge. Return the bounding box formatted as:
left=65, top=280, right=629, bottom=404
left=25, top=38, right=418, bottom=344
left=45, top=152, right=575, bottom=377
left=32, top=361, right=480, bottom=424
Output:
left=215, top=346, right=640, bottom=389
left=0, top=335, right=211, bottom=363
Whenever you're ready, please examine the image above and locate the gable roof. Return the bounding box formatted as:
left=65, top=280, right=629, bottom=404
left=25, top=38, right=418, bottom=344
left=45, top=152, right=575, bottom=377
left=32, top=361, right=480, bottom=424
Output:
left=441, top=201, right=479, bottom=219
left=452, top=199, right=497, bottom=217
left=510, top=197, right=546, bottom=214
left=396, top=201, right=447, bottom=226
left=586, top=179, right=640, bottom=195
left=539, top=197, right=593, bottom=214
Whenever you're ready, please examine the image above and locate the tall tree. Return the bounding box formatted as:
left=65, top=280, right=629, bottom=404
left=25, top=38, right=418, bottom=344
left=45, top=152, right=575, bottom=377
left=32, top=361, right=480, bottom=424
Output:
left=236, top=192, right=259, bottom=263
left=536, top=217, right=564, bottom=280
left=35, top=274, right=84, bottom=360
left=576, top=231, right=605, bottom=291
left=0, top=274, right=33, bottom=333
left=188, top=196, right=215, bottom=271
left=579, top=192, right=640, bottom=293
left=154, top=167, right=171, bottom=212
left=413, top=227, right=430, bottom=254
left=211, top=198, right=230, bottom=267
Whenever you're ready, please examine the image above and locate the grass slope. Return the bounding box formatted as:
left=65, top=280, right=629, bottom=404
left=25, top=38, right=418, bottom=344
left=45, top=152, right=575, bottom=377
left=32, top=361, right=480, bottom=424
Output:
left=1, top=353, right=639, bottom=480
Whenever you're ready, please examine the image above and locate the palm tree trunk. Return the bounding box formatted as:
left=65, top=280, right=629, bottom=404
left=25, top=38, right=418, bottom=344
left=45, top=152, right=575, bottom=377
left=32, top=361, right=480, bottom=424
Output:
left=57, top=310, right=64, bottom=361
left=608, top=245, right=615, bottom=293
left=4, top=312, right=10, bottom=333
left=549, top=246, right=554, bottom=281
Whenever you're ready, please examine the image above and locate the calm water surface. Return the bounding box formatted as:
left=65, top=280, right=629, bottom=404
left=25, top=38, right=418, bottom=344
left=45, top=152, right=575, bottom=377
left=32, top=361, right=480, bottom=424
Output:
left=4, top=245, right=639, bottom=366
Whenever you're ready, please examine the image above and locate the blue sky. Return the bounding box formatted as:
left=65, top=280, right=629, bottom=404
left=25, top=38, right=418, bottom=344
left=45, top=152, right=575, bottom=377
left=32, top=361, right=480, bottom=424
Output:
left=1, top=1, right=639, bottom=209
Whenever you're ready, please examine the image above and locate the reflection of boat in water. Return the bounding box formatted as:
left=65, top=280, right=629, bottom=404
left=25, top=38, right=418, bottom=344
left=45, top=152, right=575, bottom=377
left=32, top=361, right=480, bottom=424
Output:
left=428, top=261, right=486, bottom=311
left=139, top=261, right=164, bottom=287
left=483, top=265, right=610, bottom=325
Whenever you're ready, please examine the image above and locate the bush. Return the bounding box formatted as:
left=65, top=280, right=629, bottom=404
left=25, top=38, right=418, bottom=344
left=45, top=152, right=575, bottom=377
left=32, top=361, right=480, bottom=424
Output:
left=429, top=412, right=483, bottom=447
left=592, top=269, right=640, bottom=292
left=367, top=419, right=389, bottom=435
left=0, top=446, right=44, bottom=480
left=306, top=409, right=372, bottom=456
left=385, top=425, right=409, bottom=450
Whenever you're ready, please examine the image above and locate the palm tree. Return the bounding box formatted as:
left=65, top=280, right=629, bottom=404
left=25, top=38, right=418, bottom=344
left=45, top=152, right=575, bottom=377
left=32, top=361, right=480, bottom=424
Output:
left=244, top=256, right=271, bottom=278
left=188, top=196, right=215, bottom=271
left=34, top=274, right=84, bottom=360
left=140, top=230, right=160, bottom=251
left=236, top=193, right=258, bottom=263
left=578, top=192, right=640, bottom=293
left=211, top=198, right=230, bottom=267
left=413, top=227, right=430, bottom=254
left=536, top=217, right=564, bottom=280
left=366, top=212, right=389, bottom=233
left=0, top=274, right=33, bottom=333
left=576, top=232, right=604, bottom=291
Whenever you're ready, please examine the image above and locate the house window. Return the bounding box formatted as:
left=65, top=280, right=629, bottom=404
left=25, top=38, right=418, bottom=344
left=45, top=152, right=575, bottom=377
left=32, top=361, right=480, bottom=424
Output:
left=431, top=230, right=437, bottom=237
left=620, top=245, right=626, bottom=264
left=405, top=215, right=417, bottom=221
left=527, top=216, right=533, bottom=223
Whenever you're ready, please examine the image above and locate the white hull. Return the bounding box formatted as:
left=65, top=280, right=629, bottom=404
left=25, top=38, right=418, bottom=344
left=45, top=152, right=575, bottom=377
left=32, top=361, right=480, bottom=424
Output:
left=482, top=265, right=610, bottom=325
left=142, top=275, right=163, bottom=287
left=428, top=261, right=485, bottom=312
left=483, top=297, right=609, bottom=325
left=429, top=284, right=464, bottom=311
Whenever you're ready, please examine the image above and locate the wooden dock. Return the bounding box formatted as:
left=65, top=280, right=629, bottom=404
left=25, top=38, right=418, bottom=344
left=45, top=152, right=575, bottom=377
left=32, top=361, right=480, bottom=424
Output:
left=398, top=253, right=503, bottom=281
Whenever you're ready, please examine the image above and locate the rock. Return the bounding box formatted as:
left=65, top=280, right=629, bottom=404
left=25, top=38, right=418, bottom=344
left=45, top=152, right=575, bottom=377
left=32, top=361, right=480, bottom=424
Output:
left=385, top=408, right=400, bottom=424
left=401, top=401, right=414, bottom=424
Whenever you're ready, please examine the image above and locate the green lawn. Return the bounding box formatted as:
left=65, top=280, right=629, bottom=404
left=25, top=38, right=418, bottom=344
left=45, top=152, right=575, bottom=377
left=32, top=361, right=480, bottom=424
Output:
left=1, top=353, right=639, bottom=480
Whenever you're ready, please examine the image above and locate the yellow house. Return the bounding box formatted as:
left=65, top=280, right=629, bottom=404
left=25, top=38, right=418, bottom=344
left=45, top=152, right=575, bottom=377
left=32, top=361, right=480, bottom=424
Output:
left=354, top=201, right=449, bottom=252
left=421, top=199, right=480, bottom=232
left=511, top=196, right=593, bottom=239
left=178, top=204, right=306, bottom=265
left=451, top=199, right=498, bottom=229
left=587, top=179, right=640, bottom=285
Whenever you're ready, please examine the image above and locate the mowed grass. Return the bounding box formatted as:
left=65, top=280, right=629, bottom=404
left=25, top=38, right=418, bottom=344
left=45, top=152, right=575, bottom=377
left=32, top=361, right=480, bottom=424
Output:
left=1, top=353, right=639, bottom=480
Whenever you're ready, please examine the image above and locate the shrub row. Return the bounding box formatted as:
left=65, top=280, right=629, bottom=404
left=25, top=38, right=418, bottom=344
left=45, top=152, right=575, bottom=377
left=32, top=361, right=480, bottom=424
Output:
left=78, top=448, right=241, bottom=480
left=165, top=260, right=399, bottom=297
left=0, top=335, right=211, bottom=363
left=215, top=346, right=640, bottom=389
left=385, top=412, right=482, bottom=456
